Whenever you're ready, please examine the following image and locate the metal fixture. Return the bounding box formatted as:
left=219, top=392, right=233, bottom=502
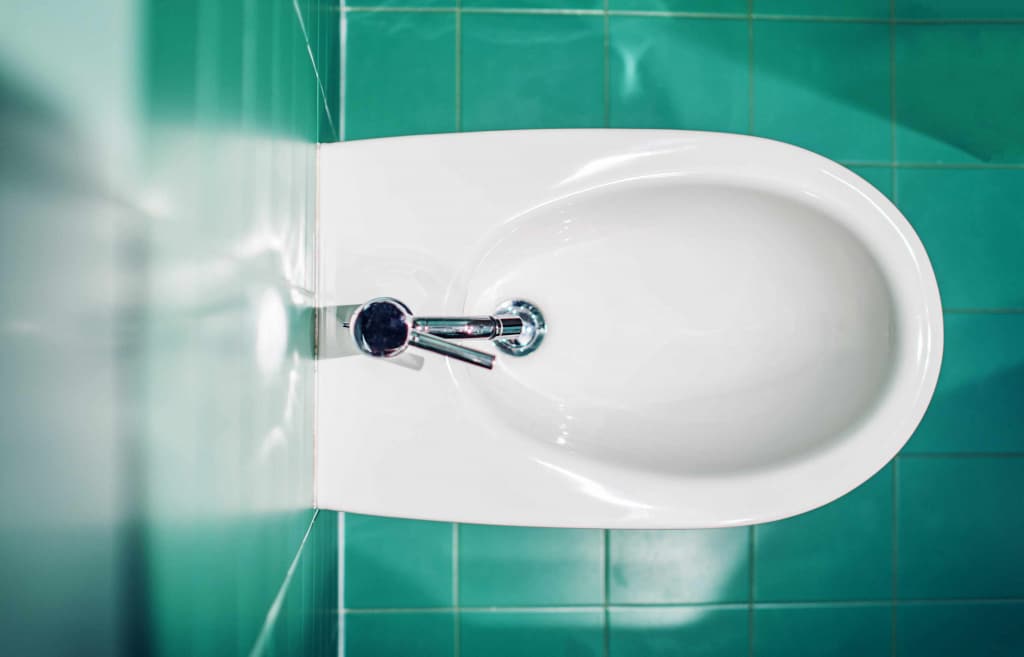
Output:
left=317, top=297, right=546, bottom=370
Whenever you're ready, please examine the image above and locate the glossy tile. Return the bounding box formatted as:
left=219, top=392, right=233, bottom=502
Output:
left=754, top=0, right=888, bottom=16
left=896, top=169, right=1024, bottom=309
left=339, top=10, right=1024, bottom=657
left=609, top=528, right=750, bottom=604
left=464, top=0, right=601, bottom=11
left=895, top=0, right=1024, bottom=19
left=344, top=11, right=456, bottom=140
left=752, top=605, right=891, bottom=657
left=609, top=0, right=747, bottom=13
left=345, top=612, right=455, bottom=657
left=894, top=24, right=1024, bottom=164
left=348, top=0, right=455, bottom=8
left=609, top=16, right=749, bottom=133
left=461, top=14, right=604, bottom=131
left=752, top=20, right=890, bottom=162
left=460, top=611, right=604, bottom=657
left=904, top=314, right=1024, bottom=453
left=344, top=514, right=453, bottom=608
left=898, top=457, right=1024, bottom=599
left=755, top=465, right=892, bottom=602
left=849, top=166, right=893, bottom=200
left=256, top=511, right=340, bottom=657
left=459, top=525, right=603, bottom=606
left=896, top=602, right=1024, bottom=657
left=609, top=607, right=749, bottom=657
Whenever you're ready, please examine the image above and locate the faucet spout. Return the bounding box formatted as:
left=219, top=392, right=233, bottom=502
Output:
left=320, top=297, right=545, bottom=369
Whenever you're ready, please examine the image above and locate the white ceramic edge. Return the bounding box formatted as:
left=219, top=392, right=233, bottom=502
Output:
left=316, top=129, right=944, bottom=528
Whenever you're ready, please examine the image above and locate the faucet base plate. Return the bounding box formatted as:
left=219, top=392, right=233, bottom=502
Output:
left=493, top=300, right=546, bottom=357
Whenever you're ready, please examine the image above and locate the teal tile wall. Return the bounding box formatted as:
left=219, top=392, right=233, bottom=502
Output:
left=341, top=1, right=1024, bottom=655
left=0, top=1, right=340, bottom=656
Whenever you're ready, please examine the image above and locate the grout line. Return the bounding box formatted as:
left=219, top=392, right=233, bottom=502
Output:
left=898, top=452, right=1024, bottom=458
left=748, top=525, right=756, bottom=657
left=889, top=0, right=898, bottom=207
left=340, top=6, right=1024, bottom=23
left=339, top=0, right=348, bottom=140
left=840, top=161, right=1024, bottom=170
left=455, top=0, right=462, bottom=132
left=341, top=598, right=1024, bottom=615
left=453, top=523, right=461, bottom=657
left=339, top=513, right=346, bottom=657
left=603, top=529, right=611, bottom=657
left=942, top=307, right=1024, bottom=314
left=602, top=0, right=610, bottom=129
left=746, top=0, right=754, bottom=136
left=249, top=510, right=320, bottom=657
left=891, top=456, right=899, bottom=657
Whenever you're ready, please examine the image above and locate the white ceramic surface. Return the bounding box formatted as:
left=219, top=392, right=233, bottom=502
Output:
left=316, top=129, right=943, bottom=528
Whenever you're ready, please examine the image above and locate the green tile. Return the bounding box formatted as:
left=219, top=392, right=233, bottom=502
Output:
left=754, top=0, right=888, bottom=17
left=753, top=20, right=890, bottom=162
left=344, top=12, right=455, bottom=140
left=895, top=0, right=1024, bottom=19
left=752, top=605, right=891, bottom=657
left=898, top=457, right=1024, bottom=599
left=755, top=464, right=892, bottom=602
left=348, top=0, right=454, bottom=10
left=345, top=612, right=454, bottom=657
left=896, top=602, right=1024, bottom=657
left=897, top=169, right=1024, bottom=309
left=609, top=528, right=750, bottom=604
left=344, top=514, right=453, bottom=608
left=849, top=166, right=893, bottom=200
left=609, top=16, right=749, bottom=133
left=609, top=0, right=746, bottom=12
left=609, top=607, right=748, bottom=657
left=894, top=24, right=1024, bottom=164
left=460, top=611, right=604, bottom=657
left=904, top=314, right=1024, bottom=453
left=459, top=525, right=603, bottom=606
left=461, top=14, right=604, bottom=132
left=465, top=0, right=600, bottom=11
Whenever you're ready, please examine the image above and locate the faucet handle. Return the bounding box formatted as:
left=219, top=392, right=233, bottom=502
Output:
left=350, top=298, right=495, bottom=370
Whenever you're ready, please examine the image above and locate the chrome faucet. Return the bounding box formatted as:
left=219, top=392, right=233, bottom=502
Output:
left=316, top=298, right=545, bottom=370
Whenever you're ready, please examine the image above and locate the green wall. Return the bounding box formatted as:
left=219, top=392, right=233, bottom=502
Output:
left=341, top=1, right=1024, bottom=655
left=0, top=1, right=339, bottom=656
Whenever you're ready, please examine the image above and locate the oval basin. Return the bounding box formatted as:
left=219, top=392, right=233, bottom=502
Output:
left=462, top=178, right=896, bottom=477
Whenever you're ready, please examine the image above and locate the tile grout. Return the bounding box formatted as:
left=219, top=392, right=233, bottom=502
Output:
left=842, top=162, right=1024, bottom=169
left=340, top=5, right=1024, bottom=24
left=339, top=0, right=348, bottom=140
left=746, top=0, right=754, bottom=137
left=453, top=523, right=461, bottom=657
left=748, top=524, right=756, bottom=657
left=941, top=308, right=1024, bottom=314
left=888, top=0, right=898, bottom=207
left=746, top=7, right=756, bottom=655
left=885, top=7, right=898, bottom=645
left=898, top=452, right=1024, bottom=458
left=342, top=597, right=1024, bottom=614
left=455, top=0, right=463, bottom=132
left=891, top=456, right=900, bottom=657
left=602, top=0, right=610, bottom=129
left=602, top=528, right=610, bottom=657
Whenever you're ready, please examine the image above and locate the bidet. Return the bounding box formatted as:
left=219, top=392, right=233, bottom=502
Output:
left=315, top=129, right=943, bottom=528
